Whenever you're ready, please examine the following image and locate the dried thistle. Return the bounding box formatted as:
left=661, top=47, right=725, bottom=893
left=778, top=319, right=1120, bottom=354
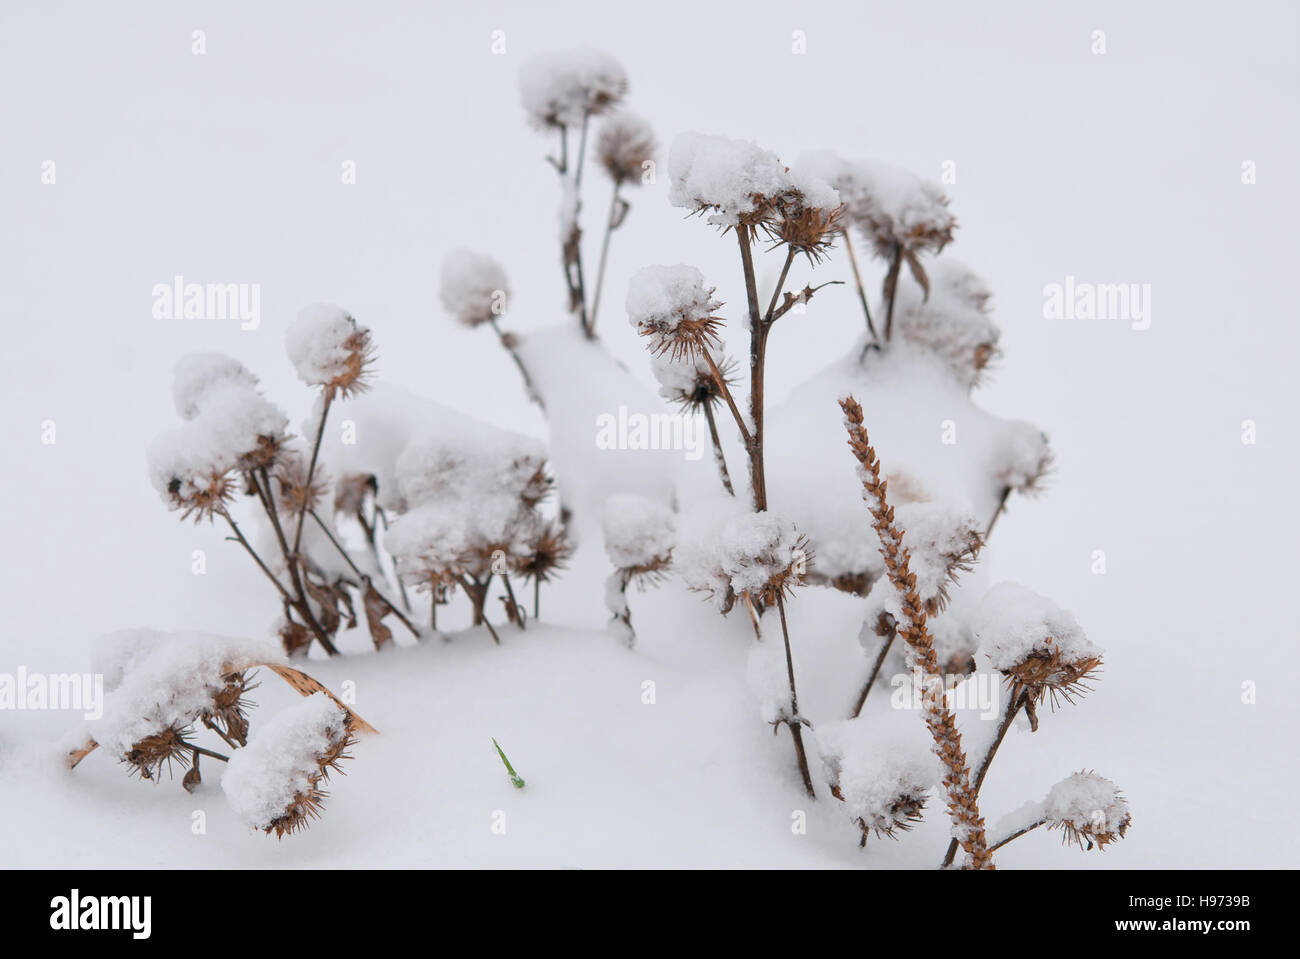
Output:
left=626, top=264, right=725, bottom=361
left=122, top=724, right=194, bottom=782
left=202, top=669, right=258, bottom=747
left=839, top=394, right=993, bottom=869
left=597, top=112, right=656, bottom=185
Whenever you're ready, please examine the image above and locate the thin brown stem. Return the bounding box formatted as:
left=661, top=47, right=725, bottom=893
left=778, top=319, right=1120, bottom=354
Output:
left=500, top=572, right=526, bottom=630
left=851, top=619, right=898, bottom=717
left=292, top=392, right=333, bottom=557
left=308, top=509, right=420, bottom=638
left=882, top=243, right=903, bottom=341
left=988, top=818, right=1047, bottom=854
left=776, top=593, right=816, bottom=798
left=702, top=403, right=735, bottom=496
left=588, top=182, right=622, bottom=333
left=699, top=347, right=752, bottom=448
left=842, top=228, right=878, bottom=345
left=764, top=248, right=796, bottom=323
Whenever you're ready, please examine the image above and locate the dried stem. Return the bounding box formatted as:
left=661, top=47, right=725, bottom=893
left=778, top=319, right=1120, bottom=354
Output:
left=842, top=227, right=878, bottom=347
left=942, top=684, right=1030, bottom=867
left=776, top=593, right=816, bottom=798
left=840, top=396, right=992, bottom=868
left=988, top=818, right=1047, bottom=853
left=292, top=392, right=333, bottom=557
left=588, top=183, right=622, bottom=332
left=882, top=243, right=903, bottom=341
left=308, top=509, right=420, bottom=638
left=500, top=571, right=526, bottom=630
left=702, top=402, right=735, bottom=496
left=851, top=618, right=898, bottom=717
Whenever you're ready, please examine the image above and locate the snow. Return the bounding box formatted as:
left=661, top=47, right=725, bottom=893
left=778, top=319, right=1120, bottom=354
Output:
left=676, top=505, right=805, bottom=604
left=626, top=263, right=721, bottom=346
left=440, top=250, right=510, bottom=329
left=816, top=717, right=939, bottom=833
left=600, top=493, right=674, bottom=570
left=518, top=49, right=627, bottom=129
left=3, top=1, right=1297, bottom=872
left=767, top=341, right=1047, bottom=588
left=171, top=353, right=260, bottom=421
left=146, top=379, right=288, bottom=509
left=220, top=693, right=350, bottom=833
left=1041, top=771, right=1129, bottom=834
left=668, top=132, right=840, bottom=227
left=284, top=303, right=364, bottom=389
left=87, top=628, right=281, bottom=759
left=892, top=259, right=1000, bottom=388
left=798, top=149, right=954, bottom=255
left=970, top=582, right=1100, bottom=672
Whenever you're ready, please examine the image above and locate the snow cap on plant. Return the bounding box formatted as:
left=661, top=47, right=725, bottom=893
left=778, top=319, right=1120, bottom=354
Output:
left=601, top=494, right=675, bottom=584
left=892, top=501, right=982, bottom=613
left=650, top=341, right=737, bottom=412
left=171, top=352, right=260, bottom=421
left=678, top=509, right=811, bottom=610
left=597, top=112, right=656, bottom=185
left=440, top=250, right=510, bottom=328
left=799, top=150, right=955, bottom=258
left=285, top=304, right=374, bottom=399
left=221, top=693, right=355, bottom=838
left=626, top=264, right=724, bottom=360
left=818, top=720, right=936, bottom=846
left=147, top=374, right=289, bottom=522
left=971, top=582, right=1102, bottom=706
left=1043, top=771, right=1131, bottom=850
left=892, top=260, right=1001, bottom=388
left=994, top=420, right=1054, bottom=495
left=518, top=49, right=627, bottom=129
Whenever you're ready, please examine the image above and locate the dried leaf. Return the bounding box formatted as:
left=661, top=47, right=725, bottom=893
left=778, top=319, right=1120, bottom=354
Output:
left=182, top=763, right=201, bottom=794
left=363, top=581, right=393, bottom=651
left=279, top=620, right=312, bottom=657
left=903, top=248, right=930, bottom=301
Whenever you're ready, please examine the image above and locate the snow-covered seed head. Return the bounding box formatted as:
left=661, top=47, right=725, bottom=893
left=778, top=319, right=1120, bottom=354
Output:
left=285, top=304, right=375, bottom=400
left=852, top=791, right=928, bottom=844
left=518, top=520, right=573, bottom=591
left=122, top=724, right=193, bottom=782
left=221, top=694, right=356, bottom=839
left=996, top=422, right=1054, bottom=496
left=626, top=264, right=724, bottom=361
left=762, top=193, right=845, bottom=264
left=685, top=512, right=811, bottom=608
left=518, top=49, right=627, bottom=129
left=273, top=446, right=328, bottom=517
left=165, top=469, right=235, bottom=524
left=651, top=348, right=738, bottom=412
left=597, top=112, right=656, bottom=185
left=972, top=583, right=1103, bottom=707
left=440, top=250, right=510, bottom=328
left=892, top=260, right=1002, bottom=388
left=202, top=669, right=257, bottom=748
left=601, top=494, right=675, bottom=586
left=1044, top=771, right=1131, bottom=851
left=172, top=353, right=260, bottom=421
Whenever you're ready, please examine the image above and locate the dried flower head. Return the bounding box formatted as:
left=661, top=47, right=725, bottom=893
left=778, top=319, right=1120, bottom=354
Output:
left=122, top=724, right=194, bottom=781
left=651, top=347, right=738, bottom=412
left=971, top=582, right=1102, bottom=707
left=285, top=304, right=375, bottom=400
left=518, top=519, right=573, bottom=589
left=762, top=192, right=845, bottom=264
left=220, top=694, right=356, bottom=839
left=273, top=446, right=329, bottom=517
left=440, top=250, right=510, bottom=328
left=597, top=112, right=656, bottom=185
left=202, top=669, right=258, bottom=747
left=679, top=511, right=810, bottom=609
left=602, top=494, right=675, bottom=586
left=519, top=49, right=627, bottom=129
left=892, top=260, right=1002, bottom=388
left=1043, top=771, right=1131, bottom=851
left=626, top=264, right=724, bottom=360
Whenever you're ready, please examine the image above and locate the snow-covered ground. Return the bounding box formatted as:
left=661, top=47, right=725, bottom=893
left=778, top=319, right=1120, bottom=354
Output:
left=1, top=0, right=1297, bottom=868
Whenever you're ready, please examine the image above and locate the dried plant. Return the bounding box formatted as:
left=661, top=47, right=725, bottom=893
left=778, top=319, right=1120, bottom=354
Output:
left=840, top=395, right=993, bottom=868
